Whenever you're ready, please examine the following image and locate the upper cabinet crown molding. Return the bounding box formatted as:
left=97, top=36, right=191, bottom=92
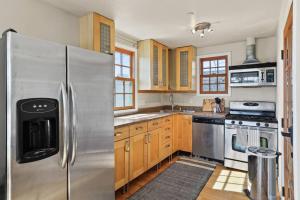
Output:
left=138, top=39, right=169, bottom=91
left=80, top=12, right=115, bottom=54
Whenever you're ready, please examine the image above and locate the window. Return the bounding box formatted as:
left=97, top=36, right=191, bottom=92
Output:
left=114, top=48, right=135, bottom=110
left=200, top=56, right=228, bottom=94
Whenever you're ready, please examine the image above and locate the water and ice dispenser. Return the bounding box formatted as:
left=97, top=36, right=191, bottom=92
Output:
left=17, top=98, right=59, bottom=163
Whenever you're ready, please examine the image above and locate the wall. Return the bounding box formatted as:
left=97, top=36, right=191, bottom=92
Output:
left=0, top=0, right=79, bottom=46
left=162, top=36, right=277, bottom=107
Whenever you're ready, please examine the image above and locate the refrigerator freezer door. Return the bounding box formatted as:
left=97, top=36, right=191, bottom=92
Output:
left=67, top=46, right=114, bottom=200
left=7, top=33, right=68, bottom=199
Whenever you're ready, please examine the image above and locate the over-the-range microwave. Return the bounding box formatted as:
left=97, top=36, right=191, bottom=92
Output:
left=229, top=62, right=277, bottom=87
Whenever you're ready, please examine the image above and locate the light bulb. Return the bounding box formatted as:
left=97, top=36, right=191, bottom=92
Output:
left=208, top=28, right=214, bottom=32
left=200, top=30, right=205, bottom=38
left=191, top=29, right=196, bottom=34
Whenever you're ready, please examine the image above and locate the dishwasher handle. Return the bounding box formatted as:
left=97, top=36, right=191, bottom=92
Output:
left=192, top=116, right=224, bottom=125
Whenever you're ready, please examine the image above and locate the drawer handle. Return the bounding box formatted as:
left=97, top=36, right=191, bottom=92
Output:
left=125, top=141, right=130, bottom=152
left=152, top=122, right=159, bottom=126
left=136, top=127, right=143, bottom=130
left=165, top=136, right=171, bottom=139
left=165, top=128, right=170, bottom=131
left=114, top=132, right=122, bottom=136
left=145, top=135, right=148, bottom=144
left=165, top=144, right=170, bottom=148
left=166, top=119, right=170, bottom=122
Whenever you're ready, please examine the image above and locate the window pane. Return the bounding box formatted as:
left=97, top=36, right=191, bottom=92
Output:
left=125, top=94, right=133, bottom=107
left=203, top=61, right=210, bottom=68
left=203, top=85, right=209, bottom=92
left=211, top=60, right=218, bottom=68
left=122, top=54, right=130, bottom=66
left=203, top=77, right=209, bottom=84
left=218, top=67, right=226, bottom=74
left=124, top=81, right=133, bottom=93
left=122, top=67, right=130, bottom=78
left=115, top=94, right=124, bottom=107
left=210, top=84, right=217, bottom=91
left=218, top=59, right=226, bottom=67
left=218, top=77, right=225, bottom=83
left=203, top=68, right=210, bottom=75
left=211, top=68, right=218, bottom=74
left=218, top=84, right=226, bottom=92
left=115, top=65, right=122, bottom=77
left=115, top=80, right=124, bottom=93
left=210, top=77, right=217, bottom=84
left=115, top=52, right=121, bottom=65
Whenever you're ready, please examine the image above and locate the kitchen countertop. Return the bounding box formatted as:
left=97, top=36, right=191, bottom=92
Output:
left=114, top=111, right=227, bottom=127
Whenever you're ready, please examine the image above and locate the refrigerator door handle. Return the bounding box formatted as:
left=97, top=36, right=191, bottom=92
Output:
left=60, top=83, right=69, bottom=168
left=70, top=83, right=77, bottom=165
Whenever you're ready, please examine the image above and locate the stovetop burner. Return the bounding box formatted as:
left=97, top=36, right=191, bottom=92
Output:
left=225, top=114, right=278, bottom=123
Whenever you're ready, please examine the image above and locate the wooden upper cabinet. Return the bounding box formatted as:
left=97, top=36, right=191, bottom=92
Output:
left=138, top=39, right=169, bottom=91
left=170, top=46, right=196, bottom=91
left=80, top=12, right=115, bottom=54
left=114, top=139, right=129, bottom=190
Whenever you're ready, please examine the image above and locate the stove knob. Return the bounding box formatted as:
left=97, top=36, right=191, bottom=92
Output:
left=231, top=121, right=235, bottom=124
left=256, top=122, right=261, bottom=127
left=265, top=123, right=269, bottom=128
left=239, top=121, right=243, bottom=125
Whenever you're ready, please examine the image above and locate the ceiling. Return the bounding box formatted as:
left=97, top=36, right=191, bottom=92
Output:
left=41, top=0, right=283, bottom=48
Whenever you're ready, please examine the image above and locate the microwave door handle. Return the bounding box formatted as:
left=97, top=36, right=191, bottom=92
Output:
left=70, top=83, right=77, bottom=165
left=261, top=71, right=265, bottom=81
left=59, top=83, right=69, bottom=168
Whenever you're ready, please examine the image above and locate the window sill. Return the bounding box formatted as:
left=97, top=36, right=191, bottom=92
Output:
left=114, top=108, right=138, bottom=117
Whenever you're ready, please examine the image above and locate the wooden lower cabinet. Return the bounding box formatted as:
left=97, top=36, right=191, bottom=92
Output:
left=114, top=114, right=193, bottom=189
left=172, top=114, right=179, bottom=153
left=178, top=115, right=192, bottom=153
left=147, top=129, right=160, bottom=169
left=129, top=133, right=148, bottom=181
left=114, top=139, right=130, bottom=190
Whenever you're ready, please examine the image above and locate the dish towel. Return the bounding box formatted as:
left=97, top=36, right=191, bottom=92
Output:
left=248, top=128, right=260, bottom=147
left=236, top=126, right=248, bottom=147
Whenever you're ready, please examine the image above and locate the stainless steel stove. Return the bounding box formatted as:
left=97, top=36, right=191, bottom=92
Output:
left=224, top=101, right=278, bottom=171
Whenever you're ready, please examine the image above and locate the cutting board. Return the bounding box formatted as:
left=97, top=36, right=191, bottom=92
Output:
left=202, top=98, right=225, bottom=112
left=202, top=99, right=215, bottom=112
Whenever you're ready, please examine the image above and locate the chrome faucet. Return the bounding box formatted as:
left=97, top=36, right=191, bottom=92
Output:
left=169, top=93, right=175, bottom=111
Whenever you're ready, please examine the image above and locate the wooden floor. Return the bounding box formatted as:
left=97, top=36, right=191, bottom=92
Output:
left=115, top=157, right=249, bottom=200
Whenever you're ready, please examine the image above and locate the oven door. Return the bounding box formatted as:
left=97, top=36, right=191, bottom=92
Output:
left=224, top=124, right=248, bottom=162
left=230, top=69, right=261, bottom=87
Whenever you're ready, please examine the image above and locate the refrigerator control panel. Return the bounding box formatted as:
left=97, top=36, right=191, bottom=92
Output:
left=20, top=99, right=57, bottom=113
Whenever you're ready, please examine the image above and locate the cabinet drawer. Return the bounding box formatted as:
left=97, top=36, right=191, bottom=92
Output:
left=148, top=119, right=162, bottom=131
left=160, top=142, right=172, bottom=159
left=160, top=131, right=172, bottom=146
left=129, top=122, right=148, bottom=137
left=162, top=116, right=173, bottom=124
left=162, top=124, right=172, bottom=134
left=114, top=126, right=129, bottom=141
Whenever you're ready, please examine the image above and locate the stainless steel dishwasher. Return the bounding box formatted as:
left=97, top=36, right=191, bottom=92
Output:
left=192, top=116, right=225, bottom=161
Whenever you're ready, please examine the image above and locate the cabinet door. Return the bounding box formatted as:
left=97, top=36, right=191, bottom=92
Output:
left=152, top=41, right=160, bottom=89
left=114, top=139, right=129, bottom=190
left=172, top=114, right=179, bottom=153
left=161, top=47, right=169, bottom=90
left=176, top=47, right=193, bottom=90
left=129, top=133, right=148, bottom=180
left=93, top=14, right=115, bottom=54
left=181, top=115, right=192, bottom=152
left=147, top=129, right=160, bottom=169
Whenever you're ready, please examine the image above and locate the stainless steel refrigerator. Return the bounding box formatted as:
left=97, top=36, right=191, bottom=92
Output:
left=0, top=31, right=115, bottom=200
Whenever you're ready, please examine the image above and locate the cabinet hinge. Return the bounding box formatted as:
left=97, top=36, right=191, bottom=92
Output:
left=281, top=50, right=285, bottom=60
left=282, top=186, right=285, bottom=197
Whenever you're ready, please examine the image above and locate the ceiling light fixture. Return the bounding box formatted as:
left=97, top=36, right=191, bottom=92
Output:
left=191, top=22, right=213, bottom=38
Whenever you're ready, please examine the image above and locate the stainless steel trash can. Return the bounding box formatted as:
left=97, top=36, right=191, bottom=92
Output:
left=247, top=147, right=278, bottom=200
